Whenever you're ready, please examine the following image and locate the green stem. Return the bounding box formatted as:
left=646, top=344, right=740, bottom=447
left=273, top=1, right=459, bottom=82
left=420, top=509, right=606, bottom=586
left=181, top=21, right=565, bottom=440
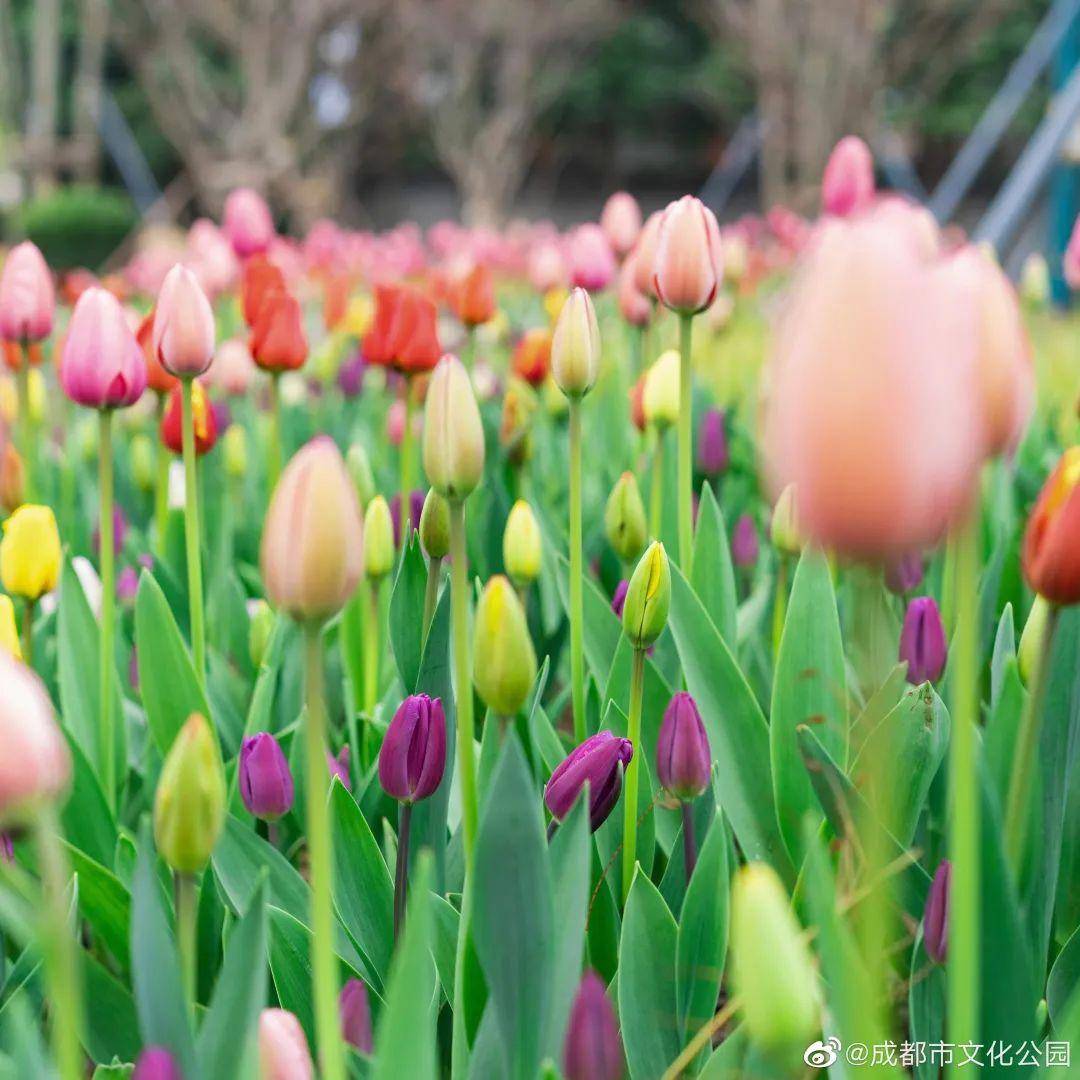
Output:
left=21, top=598, right=33, bottom=669
left=180, top=379, right=206, bottom=689
left=449, top=501, right=478, bottom=866
left=649, top=429, right=665, bottom=540
left=98, top=409, right=116, bottom=813
left=175, top=871, right=197, bottom=1014
left=393, top=802, right=413, bottom=942
left=363, top=579, right=381, bottom=763
left=60, top=397, right=76, bottom=542
left=400, top=381, right=414, bottom=546
left=946, top=518, right=980, bottom=1072
left=681, top=800, right=697, bottom=882
left=569, top=398, right=586, bottom=743
left=154, top=394, right=169, bottom=555
left=622, top=647, right=645, bottom=903
left=422, top=555, right=442, bottom=646
left=34, top=809, right=83, bottom=1080
left=677, top=313, right=694, bottom=576
left=303, top=622, right=346, bottom=1080
left=772, top=555, right=787, bottom=660
left=268, top=372, right=283, bottom=492
left=1004, top=604, right=1060, bottom=872
left=16, top=357, right=33, bottom=500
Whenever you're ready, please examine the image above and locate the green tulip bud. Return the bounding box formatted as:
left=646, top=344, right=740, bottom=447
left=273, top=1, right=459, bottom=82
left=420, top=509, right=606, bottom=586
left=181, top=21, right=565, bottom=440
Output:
left=622, top=541, right=670, bottom=650
left=551, top=287, right=601, bottom=399
left=604, top=471, right=647, bottom=563
left=473, top=575, right=537, bottom=716
left=223, top=424, right=248, bottom=480
left=731, top=863, right=820, bottom=1058
left=503, top=500, right=542, bottom=587
left=248, top=599, right=275, bottom=668
left=1019, top=595, right=1052, bottom=686
left=419, top=487, right=451, bottom=560
left=364, top=495, right=395, bottom=580
left=131, top=433, right=155, bottom=493
left=346, top=442, right=375, bottom=510
left=769, top=483, right=802, bottom=556
left=423, top=354, right=485, bottom=501
left=642, top=349, right=680, bottom=429
left=154, top=714, right=226, bottom=874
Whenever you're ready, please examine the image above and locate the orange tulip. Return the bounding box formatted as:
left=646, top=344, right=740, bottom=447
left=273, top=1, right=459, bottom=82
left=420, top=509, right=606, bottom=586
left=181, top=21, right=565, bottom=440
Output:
left=512, top=328, right=551, bottom=386
left=250, top=290, right=307, bottom=372
left=450, top=263, right=496, bottom=327
left=1023, top=448, right=1080, bottom=605
left=136, top=310, right=180, bottom=396
left=241, top=255, right=287, bottom=328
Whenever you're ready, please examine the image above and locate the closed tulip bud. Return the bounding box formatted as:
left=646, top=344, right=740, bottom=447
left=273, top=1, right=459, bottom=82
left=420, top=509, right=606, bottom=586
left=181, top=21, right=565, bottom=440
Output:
left=327, top=746, right=351, bottom=791
left=248, top=598, right=275, bottom=668
left=451, top=263, right=496, bottom=328
left=223, top=188, right=275, bottom=259
left=642, top=349, right=680, bottom=429
left=617, top=256, right=652, bottom=328
left=346, top=442, right=375, bottom=510
left=604, top=472, right=647, bottom=563
left=657, top=692, right=710, bottom=801
left=258, top=1008, right=313, bottom=1080
left=0, top=594, right=20, bottom=659
left=622, top=542, right=670, bottom=650
left=551, top=287, right=601, bottom=398
left=0, top=442, right=23, bottom=514
left=339, top=978, right=374, bottom=1054
left=0, top=242, right=54, bottom=343
left=1, top=504, right=61, bottom=600
left=223, top=423, right=247, bottom=479
left=378, top=694, right=447, bottom=803
left=503, top=500, right=541, bottom=587
left=153, top=264, right=215, bottom=377
left=884, top=551, right=924, bottom=595
left=473, top=575, right=537, bottom=715
left=154, top=713, right=226, bottom=873
left=563, top=969, right=624, bottom=1080
left=652, top=196, right=723, bottom=315
left=821, top=135, right=875, bottom=217
left=419, top=487, right=450, bottom=559
left=133, top=1046, right=182, bottom=1080
left=241, top=256, right=286, bottom=329
left=364, top=495, right=395, bottom=580
left=631, top=211, right=663, bottom=298
left=922, top=859, right=951, bottom=964
left=250, top=290, right=307, bottom=373
left=731, top=513, right=759, bottom=569
left=545, top=731, right=633, bottom=831
left=239, top=733, right=294, bottom=821
left=569, top=223, right=617, bottom=292
left=1018, top=595, right=1052, bottom=685
left=0, top=651, right=71, bottom=827
left=769, top=484, right=802, bottom=556
left=1022, top=447, right=1080, bottom=605
left=261, top=437, right=364, bottom=623
left=731, top=864, right=820, bottom=1056
left=131, top=433, right=155, bottom=493
left=696, top=408, right=728, bottom=477
left=60, top=287, right=147, bottom=409
left=422, top=354, right=485, bottom=501
left=899, top=597, right=947, bottom=685
left=601, top=190, right=643, bottom=259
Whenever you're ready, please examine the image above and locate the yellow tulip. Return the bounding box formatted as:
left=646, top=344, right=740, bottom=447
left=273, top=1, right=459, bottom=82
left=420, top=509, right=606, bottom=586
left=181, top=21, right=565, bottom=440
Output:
left=0, top=594, right=21, bottom=660
left=1, top=505, right=61, bottom=601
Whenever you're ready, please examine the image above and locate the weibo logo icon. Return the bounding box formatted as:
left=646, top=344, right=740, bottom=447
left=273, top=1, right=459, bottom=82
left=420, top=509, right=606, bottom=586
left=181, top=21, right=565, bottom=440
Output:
left=803, top=1037, right=841, bottom=1068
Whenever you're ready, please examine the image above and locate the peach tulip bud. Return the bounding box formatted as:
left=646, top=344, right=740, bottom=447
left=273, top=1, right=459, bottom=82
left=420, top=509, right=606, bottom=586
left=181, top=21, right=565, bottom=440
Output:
left=209, top=338, right=256, bottom=396
left=600, top=191, right=643, bottom=258
left=0, top=241, right=54, bottom=343
left=60, top=287, right=147, bottom=409
left=568, top=224, right=617, bottom=292
left=261, top=436, right=364, bottom=622
left=153, top=264, right=215, bottom=378
left=653, top=196, right=723, bottom=315
left=0, top=650, right=71, bottom=828
left=631, top=211, right=663, bottom=297
left=422, top=354, right=485, bottom=501
left=551, top=287, right=601, bottom=399
left=258, top=1008, right=313, bottom=1080
left=617, top=256, right=651, bottom=328
left=762, top=210, right=984, bottom=559
left=223, top=187, right=275, bottom=259
left=821, top=135, right=875, bottom=217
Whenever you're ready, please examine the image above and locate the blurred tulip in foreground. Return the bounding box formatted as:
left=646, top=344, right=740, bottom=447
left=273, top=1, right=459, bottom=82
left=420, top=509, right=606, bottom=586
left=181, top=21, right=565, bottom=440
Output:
left=899, top=597, right=948, bottom=685
left=601, top=190, right=643, bottom=258
left=1022, top=447, right=1080, bottom=605
left=259, top=1007, right=313, bottom=1080
left=820, top=135, right=875, bottom=217
left=622, top=541, right=670, bottom=651
left=422, top=354, right=485, bottom=501
left=1, top=504, right=61, bottom=600
left=223, top=187, right=275, bottom=259
left=153, top=264, right=215, bottom=377
left=239, top=733, right=294, bottom=821
left=339, top=978, right=373, bottom=1054
left=545, top=731, right=633, bottom=831
left=473, top=575, right=537, bottom=716
left=0, top=241, right=54, bottom=343
left=923, top=859, right=951, bottom=963
left=503, top=500, right=542, bottom=587
left=652, top=195, right=723, bottom=315
left=551, top=287, right=601, bottom=398
left=61, top=287, right=147, bottom=409
left=657, top=692, right=711, bottom=801
left=563, top=969, right=624, bottom=1080
left=378, top=694, right=447, bottom=803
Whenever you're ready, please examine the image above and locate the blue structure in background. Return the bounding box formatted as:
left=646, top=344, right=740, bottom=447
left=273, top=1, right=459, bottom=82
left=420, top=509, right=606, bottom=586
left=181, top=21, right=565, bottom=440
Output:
left=1049, top=14, right=1080, bottom=306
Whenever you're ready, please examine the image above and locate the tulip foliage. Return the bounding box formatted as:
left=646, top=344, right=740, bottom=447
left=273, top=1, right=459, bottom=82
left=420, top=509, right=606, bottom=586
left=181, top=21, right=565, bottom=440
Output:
left=0, top=164, right=1079, bottom=1080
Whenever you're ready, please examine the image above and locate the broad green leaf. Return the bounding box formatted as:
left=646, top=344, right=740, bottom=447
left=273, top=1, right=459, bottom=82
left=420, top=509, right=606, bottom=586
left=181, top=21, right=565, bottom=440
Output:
left=989, top=602, right=1016, bottom=710
left=691, top=483, right=737, bottom=648
left=65, top=843, right=131, bottom=972
left=83, top=953, right=141, bottom=1067
left=388, top=534, right=428, bottom=693
left=59, top=729, right=117, bottom=868
left=908, top=928, right=945, bottom=1080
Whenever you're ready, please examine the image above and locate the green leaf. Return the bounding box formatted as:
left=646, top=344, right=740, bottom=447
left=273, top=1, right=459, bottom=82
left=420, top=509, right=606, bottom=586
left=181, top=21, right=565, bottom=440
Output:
left=471, top=736, right=554, bottom=1079
left=59, top=729, right=116, bottom=868
left=83, top=953, right=141, bottom=1067
left=65, top=844, right=131, bottom=973
left=135, top=570, right=211, bottom=756
left=618, top=872, right=680, bottom=1080
left=691, top=483, right=738, bottom=648
left=770, top=549, right=846, bottom=862
left=388, top=534, right=429, bottom=693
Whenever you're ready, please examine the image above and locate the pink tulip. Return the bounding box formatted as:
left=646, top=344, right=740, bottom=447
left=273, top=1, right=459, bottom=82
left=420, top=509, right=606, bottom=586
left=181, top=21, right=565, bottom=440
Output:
left=600, top=191, right=643, bottom=258
left=153, top=264, right=215, bottom=378
left=258, top=1009, right=313, bottom=1080
left=617, top=256, right=651, bottom=328
left=223, top=187, right=275, bottom=259
left=209, top=338, right=256, bottom=396
left=528, top=241, right=567, bottom=294
left=821, top=135, right=875, bottom=217
left=0, top=651, right=71, bottom=828
left=631, top=211, right=664, bottom=297
left=568, top=224, right=617, bottom=292
left=0, top=242, right=54, bottom=343
left=762, top=208, right=984, bottom=559
left=652, top=196, right=723, bottom=315
left=1065, top=215, right=1080, bottom=290
left=60, top=287, right=147, bottom=409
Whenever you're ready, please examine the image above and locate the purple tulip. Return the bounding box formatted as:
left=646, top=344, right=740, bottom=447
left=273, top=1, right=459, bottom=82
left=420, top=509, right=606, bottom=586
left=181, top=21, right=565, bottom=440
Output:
left=656, top=693, right=711, bottom=801
left=1, top=832, right=12, bottom=862
left=899, top=596, right=947, bottom=685
left=239, top=733, right=295, bottom=821
left=93, top=504, right=128, bottom=558
left=923, top=859, right=950, bottom=963
left=390, top=489, right=426, bottom=546
left=328, top=746, right=352, bottom=791
left=731, top=513, right=759, bottom=568
left=337, top=354, right=366, bottom=398
left=885, top=551, right=924, bottom=595
left=611, top=580, right=629, bottom=619
left=563, top=969, right=624, bottom=1080
left=339, top=977, right=374, bottom=1053
left=117, top=565, right=140, bottom=604
left=210, top=399, right=232, bottom=433
left=378, top=695, right=447, bottom=803
left=545, top=731, right=633, bottom=832
left=133, top=1046, right=182, bottom=1080
left=697, top=408, right=729, bottom=477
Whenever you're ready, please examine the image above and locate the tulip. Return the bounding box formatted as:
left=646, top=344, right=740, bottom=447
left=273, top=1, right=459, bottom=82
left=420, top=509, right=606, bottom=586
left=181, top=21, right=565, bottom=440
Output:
left=364, top=284, right=441, bottom=374
left=885, top=551, right=924, bottom=595
left=652, top=196, right=723, bottom=316
left=731, top=863, right=820, bottom=1057
left=258, top=1008, right=314, bottom=1080
left=769, top=484, right=802, bottom=556
left=473, top=575, right=538, bottom=718
left=161, top=380, right=218, bottom=456
left=821, top=135, right=875, bottom=217
left=0, top=241, right=54, bottom=343
left=899, top=597, right=948, bottom=685
left=223, top=187, right=275, bottom=258
left=642, top=348, right=680, bottom=429
left=364, top=496, right=395, bottom=580
left=1023, top=448, right=1080, bottom=606
left=390, top=488, right=425, bottom=548
left=923, top=859, right=951, bottom=964
left=0, top=594, right=20, bottom=660
left=419, top=487, right=451, bottom=561
left=0, top=832, right=10, bottom=861
left=696, top=407, right=728, bottom=477
left=657, top=692, right=711, bottom=801
left=503, top=500, right=542, bottom=589
left=1, top=504, right=61, bottom=601
left=211, top=338, right=256, bottom=396
left=731, top=513, right=759, bottom=569
left=601, top=190, right=643, bottom=258
left=631, top=211, right=663, bottom=298
left=512, top=327, right=552, bottom=386
left=451, top=263, right=496, bottom=327
left=339, top=978, right=374, bottom=1054
left=604, top=472, right=647, bottom=565
left=241, top=255, right=287, bottom=328
left=563, top=969, right=624, bottom=1080
left=327, top=747, right=351, bottom=791
left=347, top=442, right=375, bottom=510
left=617, top=255, right=652, bottom=330
left=248, top=598, right=275, bottom=668
left=551, top=287, right=601, bottom=399
left=610, top=579, right=629, bottom=620
left=250, top=289, right=307, bottom=373
left=569, top=223, right=617, bottom=292
left=133, top=1046, right=182, bottom=1080
left=60, top=287, right=147, bottom=410
left=621, top=541, right=670, bottom=652
left=423, top=354, right=485, bottom=502
left=337, top=354, right=365, bottom=398
left=153, top=265, right=215, bottom=378
left=545, top=731, right=633, bottom=832
left=239, top=733, right=294, bottom=822
left=0, top=441, right=23, bottom=514
left=1018, top=595, right=1051, bottom=686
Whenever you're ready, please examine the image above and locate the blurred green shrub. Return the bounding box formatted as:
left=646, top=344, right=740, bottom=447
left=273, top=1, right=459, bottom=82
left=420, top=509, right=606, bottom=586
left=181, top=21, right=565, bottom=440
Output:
left=11, top=185, right=137, bottom=270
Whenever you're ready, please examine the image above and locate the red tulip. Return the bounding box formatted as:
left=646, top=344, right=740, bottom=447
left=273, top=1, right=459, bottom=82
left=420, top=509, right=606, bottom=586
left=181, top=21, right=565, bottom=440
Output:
left=250, top=289, right=307, bottom=372
left=241, top=255, right=286, bottom=328
left=161, top=380, right=218, bottom=456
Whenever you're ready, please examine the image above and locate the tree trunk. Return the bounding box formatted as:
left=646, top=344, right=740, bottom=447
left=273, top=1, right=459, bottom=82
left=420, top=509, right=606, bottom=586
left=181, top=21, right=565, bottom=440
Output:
left=28, top=0, right=60, bottom=194
left=73, top=0, right=109, bottom=181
